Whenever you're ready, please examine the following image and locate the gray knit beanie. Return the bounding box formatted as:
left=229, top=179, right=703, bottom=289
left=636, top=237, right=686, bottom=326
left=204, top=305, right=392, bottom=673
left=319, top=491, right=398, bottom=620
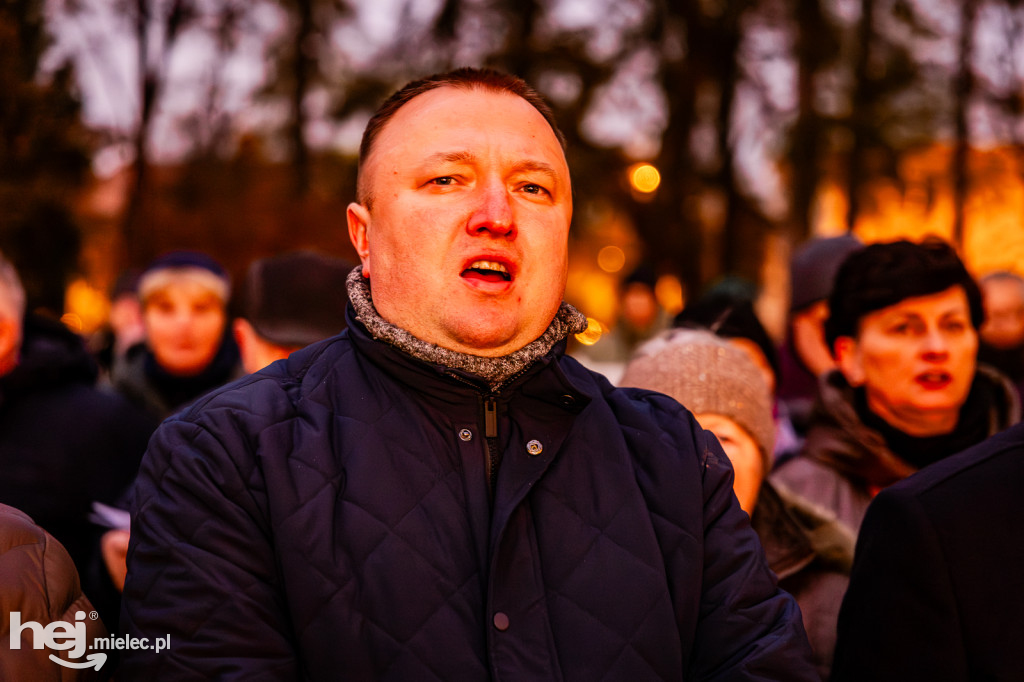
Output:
left=620, top=328, right=775, bottom=470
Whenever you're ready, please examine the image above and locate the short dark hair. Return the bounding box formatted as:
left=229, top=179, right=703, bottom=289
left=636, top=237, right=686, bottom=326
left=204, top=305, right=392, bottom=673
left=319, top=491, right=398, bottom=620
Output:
left=673, top=291, right=780, bottom=386
left=824, top=237, right=984, bottom=349
left=356, top=67, right=566, bottom=207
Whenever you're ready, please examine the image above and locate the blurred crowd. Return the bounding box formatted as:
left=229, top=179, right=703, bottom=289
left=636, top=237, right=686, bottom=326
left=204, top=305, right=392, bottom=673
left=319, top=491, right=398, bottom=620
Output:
left=1, top=233, right=1023, bottom=679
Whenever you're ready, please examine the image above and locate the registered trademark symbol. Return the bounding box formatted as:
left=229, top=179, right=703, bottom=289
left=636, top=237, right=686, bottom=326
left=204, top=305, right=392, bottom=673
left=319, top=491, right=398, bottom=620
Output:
left=89, top=611, right=99, bottom=621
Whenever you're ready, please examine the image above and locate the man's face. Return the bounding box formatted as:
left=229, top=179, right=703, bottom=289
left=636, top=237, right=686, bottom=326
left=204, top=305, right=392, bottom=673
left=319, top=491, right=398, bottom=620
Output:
left=835, top=286, right=978, bottom=436
left=348, top=86, right=572, bottom=357
left=143, top=280, right=226, bottom=376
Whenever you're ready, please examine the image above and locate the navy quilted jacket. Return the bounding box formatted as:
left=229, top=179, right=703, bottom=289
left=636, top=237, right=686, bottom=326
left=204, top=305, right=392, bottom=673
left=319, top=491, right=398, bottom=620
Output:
left=120, top=315, right=817, bottom=681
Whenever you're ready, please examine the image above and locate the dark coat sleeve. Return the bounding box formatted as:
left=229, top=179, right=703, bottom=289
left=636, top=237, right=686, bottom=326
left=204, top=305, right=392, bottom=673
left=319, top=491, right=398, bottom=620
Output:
left=689, top=424, right=821, bottom=681
left=119, top=403, right=299, bottom=681
left=830, top=488, right=966, bottom=681
left=627, top=392, right=820, bottom=681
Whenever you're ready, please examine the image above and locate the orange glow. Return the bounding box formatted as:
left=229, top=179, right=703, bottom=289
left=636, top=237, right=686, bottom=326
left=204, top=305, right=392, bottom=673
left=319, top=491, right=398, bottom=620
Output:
left=629, top=163, right=661, bottom=193
left=597, top=245, right=626, bottom=273
left=654, top=274, right=685, bottom=315
left=575, top=317, right=605, bottom=346
left=816, top=145, right=1024, bottom=277
left=64, top=278, right=110, bottom=335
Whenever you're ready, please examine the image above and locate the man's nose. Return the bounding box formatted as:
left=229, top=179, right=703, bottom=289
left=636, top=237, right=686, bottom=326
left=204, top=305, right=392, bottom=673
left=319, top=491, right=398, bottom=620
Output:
left=468, top=180, right=515, bottom=238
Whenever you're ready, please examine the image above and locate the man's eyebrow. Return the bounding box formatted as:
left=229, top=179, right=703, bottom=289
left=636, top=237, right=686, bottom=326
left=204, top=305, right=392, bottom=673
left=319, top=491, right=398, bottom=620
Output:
left=418, top=150, right=476, bottom=167
left=511, top=160, right=560, bottom=181
left=418, top=152, right=560, bottom=180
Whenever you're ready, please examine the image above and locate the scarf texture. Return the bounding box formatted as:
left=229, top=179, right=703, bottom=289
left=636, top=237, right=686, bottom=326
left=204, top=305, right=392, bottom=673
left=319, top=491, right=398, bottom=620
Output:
left=346, top=267, right=587, bottom=389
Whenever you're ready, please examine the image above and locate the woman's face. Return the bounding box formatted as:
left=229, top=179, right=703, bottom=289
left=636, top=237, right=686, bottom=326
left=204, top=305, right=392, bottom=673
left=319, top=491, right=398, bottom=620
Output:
left=695, top=413, right=764, bottom=515
left=836, top=286, right=978, bottom=437
left=143, top=281, right=226, bottom=377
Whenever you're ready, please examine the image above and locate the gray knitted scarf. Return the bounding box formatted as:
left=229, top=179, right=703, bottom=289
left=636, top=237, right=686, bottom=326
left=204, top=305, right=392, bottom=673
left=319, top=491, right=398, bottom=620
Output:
left=347, top=267, right=588, bottom=389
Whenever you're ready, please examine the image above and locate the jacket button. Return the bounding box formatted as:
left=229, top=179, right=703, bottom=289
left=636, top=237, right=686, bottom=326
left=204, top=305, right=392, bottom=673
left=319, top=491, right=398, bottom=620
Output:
left=458, top=429, right=473, bottom=442
left=493, top=612, right=510, bottom=631
left=526, top=440, right=543, bottom=456
left=560, top=394, right=576, bottom=407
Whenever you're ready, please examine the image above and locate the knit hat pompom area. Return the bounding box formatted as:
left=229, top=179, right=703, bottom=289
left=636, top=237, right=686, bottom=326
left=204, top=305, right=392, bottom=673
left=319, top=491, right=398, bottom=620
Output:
left=137, top=250, right=231, bottom=305
left=620, top=328, right=775, bottom=470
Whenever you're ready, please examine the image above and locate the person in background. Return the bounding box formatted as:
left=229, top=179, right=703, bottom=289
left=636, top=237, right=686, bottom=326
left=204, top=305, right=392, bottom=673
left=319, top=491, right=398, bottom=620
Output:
left=621, top=328, right=854, bottom=678
left=91, top=269, right=145, bottom=379
left=110, top=250, right=243, bottom=422
left=976, top=270, right=1024, bottom=396
left=232, top=250, right=354, bottom=374
left=777, top=234, right=863, bottom=452
left=831, top=421, right=1024, bottom=681
left=570, top=262, right=670, bottom=382
left=99, top=250, right=354, bottom=592
left=671, top=288, right=806, bottom=458
left=673, top=289, right=779, bottom=395
left=0, top=252, right=154, bottom=630
left=1, top=504, right=109, bottom=680
left=120, top=67, right=817, bottom=680
left=773, top=238, right=1019, bottom=528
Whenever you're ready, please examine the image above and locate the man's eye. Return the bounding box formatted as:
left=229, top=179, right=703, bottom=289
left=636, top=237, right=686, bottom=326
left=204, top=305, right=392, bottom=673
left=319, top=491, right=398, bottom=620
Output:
left=430, top=176, right=455, bottom=186
left=522, top=183, right=549, bottom=196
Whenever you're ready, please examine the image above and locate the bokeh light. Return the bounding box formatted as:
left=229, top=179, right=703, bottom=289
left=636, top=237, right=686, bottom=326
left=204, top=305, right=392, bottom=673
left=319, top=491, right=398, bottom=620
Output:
left=575, top=317, right=605, bottom=346
left=654, top=274, right=685, bottom=315
left=629, top=163, right=661, bottom=193
left=597, top=245, right=626, bottom=273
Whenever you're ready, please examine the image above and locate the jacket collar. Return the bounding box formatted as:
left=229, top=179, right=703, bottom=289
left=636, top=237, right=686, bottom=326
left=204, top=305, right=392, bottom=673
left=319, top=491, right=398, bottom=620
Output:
left=804, top=365, right=1021, bottom=487
left=345, top=267, right=588, bottom=392
left=752, top=481, right=856, bottom=579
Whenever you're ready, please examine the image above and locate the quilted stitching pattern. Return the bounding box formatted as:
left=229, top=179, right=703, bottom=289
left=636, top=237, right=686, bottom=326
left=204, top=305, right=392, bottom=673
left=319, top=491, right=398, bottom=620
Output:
left=121, top=331, right=817, bottom=681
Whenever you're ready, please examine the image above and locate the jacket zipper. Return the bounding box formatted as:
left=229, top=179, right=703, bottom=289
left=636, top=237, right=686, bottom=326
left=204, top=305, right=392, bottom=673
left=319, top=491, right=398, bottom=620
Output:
left=484, top=396, right=500, bottom=500
left=446, top=365, right=535, bottom=501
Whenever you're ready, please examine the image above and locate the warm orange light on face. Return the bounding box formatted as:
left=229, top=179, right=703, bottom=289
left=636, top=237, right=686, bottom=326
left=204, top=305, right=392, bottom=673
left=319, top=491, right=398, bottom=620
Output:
left=629, top=163, right=661, bottom=194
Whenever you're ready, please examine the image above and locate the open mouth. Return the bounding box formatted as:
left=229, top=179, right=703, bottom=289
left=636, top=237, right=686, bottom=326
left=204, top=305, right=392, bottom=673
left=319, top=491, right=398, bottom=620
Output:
left=916, top=371, right=952, bottom=389
left=461, top=259, right=512, bottom=283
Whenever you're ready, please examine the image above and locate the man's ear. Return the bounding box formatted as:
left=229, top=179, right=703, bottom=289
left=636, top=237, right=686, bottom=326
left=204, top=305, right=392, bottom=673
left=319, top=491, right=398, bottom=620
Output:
left=347, top=202, right=372, bottom=277
left=232, top=317, right=254, bottom=355
left=833, top=335, right=865, bottom=386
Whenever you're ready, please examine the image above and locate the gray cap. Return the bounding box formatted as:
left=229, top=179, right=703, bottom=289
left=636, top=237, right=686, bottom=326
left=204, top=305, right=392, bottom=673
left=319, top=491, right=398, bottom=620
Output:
left=789, top=234, right=863, bottom=313
left=620, top=329, right=775, bottom=470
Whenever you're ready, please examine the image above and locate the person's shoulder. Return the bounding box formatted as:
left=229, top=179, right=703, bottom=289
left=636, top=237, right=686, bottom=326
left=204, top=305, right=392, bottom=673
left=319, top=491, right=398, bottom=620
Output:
left=0, top=503, right=44, bottom=551
left=561, top=354, right=699, bottom=430
left=174, top=334, right=357, bottom=425
left=558, top=354, right=709, bottom=469
left=771, top=451, right=844, bottom=487
left=560, top=354, right=685, bottom=409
